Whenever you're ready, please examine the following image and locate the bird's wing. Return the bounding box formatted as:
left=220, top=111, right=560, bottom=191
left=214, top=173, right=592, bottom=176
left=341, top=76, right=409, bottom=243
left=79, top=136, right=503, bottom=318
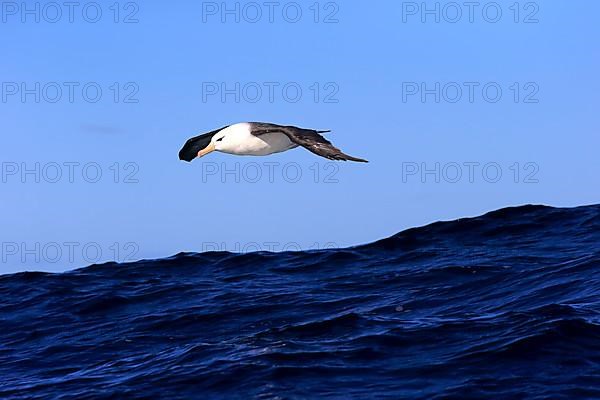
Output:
left=178, top=126, right=229, bottom=162
left=250, top=123, right=368, bottom=163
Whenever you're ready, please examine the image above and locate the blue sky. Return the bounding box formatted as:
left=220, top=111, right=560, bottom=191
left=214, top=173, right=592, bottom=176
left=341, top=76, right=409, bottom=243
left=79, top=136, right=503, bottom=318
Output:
left=1, top=1, right=599, bottom=273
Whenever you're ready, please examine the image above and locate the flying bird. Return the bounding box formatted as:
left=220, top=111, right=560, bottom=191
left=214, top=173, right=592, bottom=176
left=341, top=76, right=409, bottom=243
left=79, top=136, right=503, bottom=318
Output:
left=178, top=122, right=368, bottom=163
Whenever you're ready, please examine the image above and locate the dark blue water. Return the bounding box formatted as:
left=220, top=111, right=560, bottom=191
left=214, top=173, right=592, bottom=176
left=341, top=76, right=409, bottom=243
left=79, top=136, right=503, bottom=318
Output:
left=1, top=204, right=599, bottom=399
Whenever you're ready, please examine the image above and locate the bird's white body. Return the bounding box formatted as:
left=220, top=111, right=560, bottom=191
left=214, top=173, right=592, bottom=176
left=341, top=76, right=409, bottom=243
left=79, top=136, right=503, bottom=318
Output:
left=214, top=123, right=298, bottom=156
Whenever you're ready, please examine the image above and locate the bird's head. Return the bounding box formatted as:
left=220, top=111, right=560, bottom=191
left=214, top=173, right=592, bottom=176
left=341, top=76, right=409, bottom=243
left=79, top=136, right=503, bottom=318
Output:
left=178, top=123, right=250, bottom=162
left=199, top=124, right=251, bottom=157
left=198, top=131, right=235, bottom=157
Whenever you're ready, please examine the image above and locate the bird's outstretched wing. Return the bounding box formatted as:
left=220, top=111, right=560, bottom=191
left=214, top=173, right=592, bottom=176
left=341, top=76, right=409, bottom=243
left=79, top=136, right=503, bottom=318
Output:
left=178, top=125, right=229, bottom=162
left=250, top=122, right=368, bottom=163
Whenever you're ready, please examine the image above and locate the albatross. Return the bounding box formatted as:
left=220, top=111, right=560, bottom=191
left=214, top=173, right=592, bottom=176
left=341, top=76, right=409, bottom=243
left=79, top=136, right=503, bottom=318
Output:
left=178, top=122, right=368, bottom=163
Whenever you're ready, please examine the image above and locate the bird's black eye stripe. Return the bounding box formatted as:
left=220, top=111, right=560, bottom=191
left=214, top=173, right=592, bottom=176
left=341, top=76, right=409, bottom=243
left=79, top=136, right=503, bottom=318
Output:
left=216, top=137, right=224, bottom=142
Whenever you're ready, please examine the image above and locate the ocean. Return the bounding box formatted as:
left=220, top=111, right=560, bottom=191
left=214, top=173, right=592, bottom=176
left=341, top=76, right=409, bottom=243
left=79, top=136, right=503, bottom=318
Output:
left=1, top=204, right=599, bottom=399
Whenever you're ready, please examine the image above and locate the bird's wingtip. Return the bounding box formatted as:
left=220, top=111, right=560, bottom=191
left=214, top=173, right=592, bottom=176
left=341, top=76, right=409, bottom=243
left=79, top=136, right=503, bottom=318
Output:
left=347, top=155, right=369, bottom=163
left=178, top=149, right=195, bottom=162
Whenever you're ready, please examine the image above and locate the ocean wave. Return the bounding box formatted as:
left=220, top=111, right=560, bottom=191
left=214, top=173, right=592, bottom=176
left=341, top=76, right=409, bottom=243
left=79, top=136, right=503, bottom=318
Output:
left=1, top=204, right=599, bottom=399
